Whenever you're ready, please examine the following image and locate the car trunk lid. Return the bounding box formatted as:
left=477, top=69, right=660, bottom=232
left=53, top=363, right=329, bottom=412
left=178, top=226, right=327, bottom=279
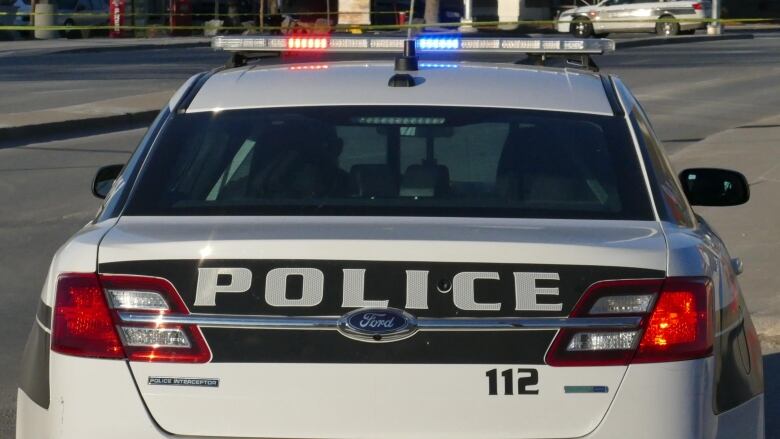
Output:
left=99, top=216, right=667, bottom=439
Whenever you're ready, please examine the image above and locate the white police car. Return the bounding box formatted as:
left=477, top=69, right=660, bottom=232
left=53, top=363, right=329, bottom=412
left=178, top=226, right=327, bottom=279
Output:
left=17, top=35, right=764, bottom=439
left=556, top=0, right=710, bottom=38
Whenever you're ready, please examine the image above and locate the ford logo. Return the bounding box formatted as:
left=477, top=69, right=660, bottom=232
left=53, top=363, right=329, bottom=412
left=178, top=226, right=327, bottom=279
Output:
left=337, top=307, right=418, bottom=342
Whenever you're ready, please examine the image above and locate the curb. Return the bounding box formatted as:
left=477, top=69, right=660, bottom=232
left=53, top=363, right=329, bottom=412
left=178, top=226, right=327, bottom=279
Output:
left=0, top=110, right=158, bottom=147
left=616, top=33, right=754, bottom=49
left=49, top=41, right=210, bottom=55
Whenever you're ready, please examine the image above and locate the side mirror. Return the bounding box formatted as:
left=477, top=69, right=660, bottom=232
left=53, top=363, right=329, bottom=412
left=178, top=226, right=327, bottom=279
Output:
left=92, top=164, right=124, bottom=199
left=678, top=168, right=749, bottom=206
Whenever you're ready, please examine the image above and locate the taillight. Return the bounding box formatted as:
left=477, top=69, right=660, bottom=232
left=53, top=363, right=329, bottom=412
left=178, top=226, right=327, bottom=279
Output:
left=546, top=277, right=712, bottom=366
left=52, top=273, right=211, bottom=363
left=692, top=2, right=703, bottom=10
left=633, top=278, right=712, bottom=363
left=52, top=273, right=125, bottom=359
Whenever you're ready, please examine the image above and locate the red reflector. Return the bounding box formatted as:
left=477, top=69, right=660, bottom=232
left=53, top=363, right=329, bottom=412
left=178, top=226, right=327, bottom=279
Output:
left=634, top=278, right=712, bottom=363
left=693, top=2, right=703, bottom=10
left=52, top=273, right=125, bottom=359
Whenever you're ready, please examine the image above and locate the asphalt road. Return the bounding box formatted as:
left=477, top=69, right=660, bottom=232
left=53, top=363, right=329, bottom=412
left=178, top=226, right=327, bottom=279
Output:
left=1, top=37, right=780, bottom=437
left=3, top=35, right=780, bottom=150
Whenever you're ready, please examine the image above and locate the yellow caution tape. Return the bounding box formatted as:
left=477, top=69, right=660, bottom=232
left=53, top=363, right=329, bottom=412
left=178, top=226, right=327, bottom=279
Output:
left=0, top=17, right=778, bottom=31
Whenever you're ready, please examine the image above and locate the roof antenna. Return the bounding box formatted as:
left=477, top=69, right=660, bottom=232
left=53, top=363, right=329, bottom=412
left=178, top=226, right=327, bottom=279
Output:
left=397, top=0, right=418, bottom=72
left=388, top=0, right=419, bottom=86
left=407, top=0, right=416, bottom=40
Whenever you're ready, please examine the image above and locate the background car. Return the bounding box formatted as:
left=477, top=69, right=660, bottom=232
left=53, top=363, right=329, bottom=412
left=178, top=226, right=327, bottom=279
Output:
left=557, top=0, right=711, bottom=37
left=55, top=0, right=108, bottom=38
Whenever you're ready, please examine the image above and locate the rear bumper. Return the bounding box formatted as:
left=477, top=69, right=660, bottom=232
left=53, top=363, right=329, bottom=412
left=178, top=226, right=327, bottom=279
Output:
left=17, top=355, right=763, bottom=439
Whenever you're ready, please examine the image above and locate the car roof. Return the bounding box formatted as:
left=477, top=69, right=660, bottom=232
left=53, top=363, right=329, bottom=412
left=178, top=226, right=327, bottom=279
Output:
left=186, top=61, right=615, bottom=116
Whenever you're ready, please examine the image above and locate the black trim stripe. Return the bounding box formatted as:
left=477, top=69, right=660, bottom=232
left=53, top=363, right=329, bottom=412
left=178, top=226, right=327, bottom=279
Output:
left=204, top=328, right=557, bottom=364
left=655, top=8, right=697, bottom=15
left=18, top=321, right=50, bottom=409
left=173, top=70, right=216, bottom=114
left=36, top=301, right=51, bottom=330
left=601, top=75, right=625, bottom=117
left=100, top=260, right=664, bottom=318
left=714, top=296, right=764, bottom=414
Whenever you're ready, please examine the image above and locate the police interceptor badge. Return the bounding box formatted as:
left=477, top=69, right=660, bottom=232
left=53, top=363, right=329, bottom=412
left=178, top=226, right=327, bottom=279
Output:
left=337, top=307, right=418, bottom=342
left=148, top=377, right=220, bottom=388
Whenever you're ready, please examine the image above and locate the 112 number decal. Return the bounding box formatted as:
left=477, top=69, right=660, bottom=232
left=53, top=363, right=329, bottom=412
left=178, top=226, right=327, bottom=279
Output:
left=485, top=368, right=539, bottom=395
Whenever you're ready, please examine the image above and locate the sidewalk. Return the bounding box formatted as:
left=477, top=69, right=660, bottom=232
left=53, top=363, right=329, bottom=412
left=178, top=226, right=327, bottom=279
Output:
left=0, top=36, right=210, bottom=55
left=0, top=90, right=171, bottom=142
left=670, top=114, right=780, bottom=355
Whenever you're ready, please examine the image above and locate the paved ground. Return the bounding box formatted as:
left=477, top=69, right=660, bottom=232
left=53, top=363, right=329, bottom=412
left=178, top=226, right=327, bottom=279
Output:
left=0, top=37, right=779, bottom=436
left=2, top=34, right=780, bottom=144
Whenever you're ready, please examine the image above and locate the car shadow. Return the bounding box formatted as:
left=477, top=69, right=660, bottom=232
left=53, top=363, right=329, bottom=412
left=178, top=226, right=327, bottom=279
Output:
left=766, top=353, right=779, bottom=439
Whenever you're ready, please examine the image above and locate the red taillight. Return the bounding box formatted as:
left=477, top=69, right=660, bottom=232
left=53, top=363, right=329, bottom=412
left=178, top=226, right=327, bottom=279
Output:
left=52, top=273, right=211, bottom=363
left=287, top=37, right=329, bottom=50
left=692, top=2, right=703, bottom=10
left=634, top=278, right=712, bottom=363
left=546, top=277, right=712, bottom=367
left=52, top=273, right=125, bottom=359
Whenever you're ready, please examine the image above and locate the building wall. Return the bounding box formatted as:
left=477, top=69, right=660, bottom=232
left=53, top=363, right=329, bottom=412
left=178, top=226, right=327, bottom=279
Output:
left=723, top=0, right=780, bottom=17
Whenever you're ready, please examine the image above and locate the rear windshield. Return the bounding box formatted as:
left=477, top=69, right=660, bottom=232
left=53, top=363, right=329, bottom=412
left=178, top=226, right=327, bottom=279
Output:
left=125, top=106, right=654, bottom=220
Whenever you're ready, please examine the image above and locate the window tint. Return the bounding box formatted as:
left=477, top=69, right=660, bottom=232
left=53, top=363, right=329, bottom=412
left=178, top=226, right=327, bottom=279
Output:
left=631, top=108, right=695, bottom=226
left=126, top=106, right=654, bottom=220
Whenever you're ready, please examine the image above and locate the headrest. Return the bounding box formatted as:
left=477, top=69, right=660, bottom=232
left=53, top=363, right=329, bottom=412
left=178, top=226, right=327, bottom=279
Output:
left=350, top=164, right=398, bottom=198
left=400, top=164, right=450, bottom=197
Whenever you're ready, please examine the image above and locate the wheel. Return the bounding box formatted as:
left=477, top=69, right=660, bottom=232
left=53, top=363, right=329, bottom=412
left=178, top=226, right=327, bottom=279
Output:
left=62, top=19, right=81, bottom=39
left=655, top=15, right=679, bottom=36
left=571, top=17, right=593, bottom=38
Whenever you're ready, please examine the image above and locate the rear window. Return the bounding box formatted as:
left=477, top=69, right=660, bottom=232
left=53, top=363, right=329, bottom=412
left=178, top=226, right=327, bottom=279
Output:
left=125, top=106, right=654, bottom=220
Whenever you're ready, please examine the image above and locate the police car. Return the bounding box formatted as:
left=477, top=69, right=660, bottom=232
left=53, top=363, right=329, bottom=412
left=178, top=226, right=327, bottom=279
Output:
left=17, top=35, right=764, bottom=439
left=556, top=0, right=711, bottom=38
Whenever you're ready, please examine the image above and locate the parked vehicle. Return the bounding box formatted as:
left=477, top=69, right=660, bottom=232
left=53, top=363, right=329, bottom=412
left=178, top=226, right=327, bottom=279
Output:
left=55, top=0, right=109, bottom=38
left=556, top=0, right=711, bottom=37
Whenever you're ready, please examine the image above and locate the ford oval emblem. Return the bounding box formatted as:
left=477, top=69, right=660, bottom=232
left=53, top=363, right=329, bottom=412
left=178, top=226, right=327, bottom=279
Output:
left=337, top=307, right=418, bottom=342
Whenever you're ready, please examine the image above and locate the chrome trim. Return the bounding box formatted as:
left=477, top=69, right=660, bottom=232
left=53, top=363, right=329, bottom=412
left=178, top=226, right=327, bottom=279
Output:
left=117, top=312, right=642, bottom=330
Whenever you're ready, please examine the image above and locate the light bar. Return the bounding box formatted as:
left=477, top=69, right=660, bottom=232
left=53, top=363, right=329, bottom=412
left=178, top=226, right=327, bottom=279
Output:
left=212, top=36, right=615, bottom=55
left=353, top=117, right=446, bottom=125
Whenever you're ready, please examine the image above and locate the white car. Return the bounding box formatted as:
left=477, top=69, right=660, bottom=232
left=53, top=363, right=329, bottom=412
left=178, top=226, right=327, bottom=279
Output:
left=557, top=0, right=711, bottom=37
left=17, top=36, right=764, bottom=439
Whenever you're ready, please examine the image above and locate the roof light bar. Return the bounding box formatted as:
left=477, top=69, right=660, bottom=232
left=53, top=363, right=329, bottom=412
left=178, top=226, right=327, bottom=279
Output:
left=212, top=36, right=615, bottom=55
